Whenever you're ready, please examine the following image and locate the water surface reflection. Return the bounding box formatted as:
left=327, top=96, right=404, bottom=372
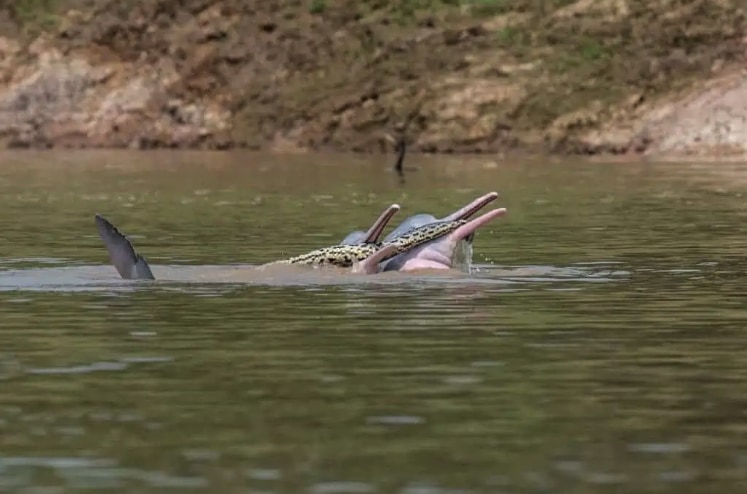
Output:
left=0, top=152, right=745, bottom=493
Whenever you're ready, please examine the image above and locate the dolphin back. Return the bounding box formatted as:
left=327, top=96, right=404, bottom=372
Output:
left=95, top=214, right=155, bottom=280
left=341, top=230, right=367, bottom=245
left=382, top=213, right=437, bottom=243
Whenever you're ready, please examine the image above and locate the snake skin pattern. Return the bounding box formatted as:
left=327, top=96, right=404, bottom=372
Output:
left=276, top=220, right=467, bottom=268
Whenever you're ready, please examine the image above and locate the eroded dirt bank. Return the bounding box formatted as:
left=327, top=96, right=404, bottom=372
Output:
left=0, top=0, right=745, bottom=156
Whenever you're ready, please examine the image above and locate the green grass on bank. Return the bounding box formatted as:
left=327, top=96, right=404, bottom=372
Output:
left=0, top=0, right=59, bottom=33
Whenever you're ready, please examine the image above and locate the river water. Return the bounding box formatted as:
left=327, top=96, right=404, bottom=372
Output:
left=0, top=151, right=745, bottom=493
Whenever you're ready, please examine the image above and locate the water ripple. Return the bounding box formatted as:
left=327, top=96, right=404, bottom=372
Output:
left=366, top=416, right=425, bottom=426
left=0, top=156, right=745, bottom=493
left=310, top=481, right=377, bottom=494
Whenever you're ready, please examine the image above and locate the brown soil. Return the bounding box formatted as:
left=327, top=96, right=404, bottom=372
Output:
left=0, top=0, right=745, bottom=155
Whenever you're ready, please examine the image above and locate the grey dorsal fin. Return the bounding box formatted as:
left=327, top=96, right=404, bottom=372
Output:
left=95, top=214, right=155, bottom=280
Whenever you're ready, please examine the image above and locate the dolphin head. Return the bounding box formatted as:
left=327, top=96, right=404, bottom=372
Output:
left=385, top=207, right=507, bottom=272
left=380, top=192, right=501, bottom=271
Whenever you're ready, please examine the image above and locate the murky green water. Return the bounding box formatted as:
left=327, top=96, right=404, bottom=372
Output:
left=0, top=151, right=745, bottom=493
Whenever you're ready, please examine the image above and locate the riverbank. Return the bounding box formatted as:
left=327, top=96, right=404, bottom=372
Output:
left=0, top=0, right=745, bottom=156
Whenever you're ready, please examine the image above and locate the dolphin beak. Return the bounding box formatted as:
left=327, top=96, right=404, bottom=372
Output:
left=361, top=203, right=400, bottom=244
left=442, top=192, right=499, bottom=222
left=352, top=244, right=399, bottom=274
left=449, top=207, right=507, bottom=242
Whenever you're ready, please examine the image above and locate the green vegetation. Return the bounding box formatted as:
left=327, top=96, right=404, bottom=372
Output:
left=229, top=0, right=747, bottom=151
left=309, top=0, right=326, bottom=14
left=1, top=0, right=58, bottom=32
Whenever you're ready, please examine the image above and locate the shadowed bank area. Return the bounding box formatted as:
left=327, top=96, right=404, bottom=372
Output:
left=0, top=0, right=745, bottom=157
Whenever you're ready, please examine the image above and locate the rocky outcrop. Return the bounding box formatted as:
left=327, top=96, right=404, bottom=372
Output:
left=0, top=34, right=229, bottom=149
left=581, top=68, right=747, bottom=157
left=0, top=0, right=745, bottom=155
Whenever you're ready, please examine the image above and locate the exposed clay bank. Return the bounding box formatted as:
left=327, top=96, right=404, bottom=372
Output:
left=0, top=1, right=745, bottom=157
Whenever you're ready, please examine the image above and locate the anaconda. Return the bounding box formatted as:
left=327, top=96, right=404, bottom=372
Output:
left=275, top=219, right=468, bottom=268
left=271, top=202, right=403, bottom=268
